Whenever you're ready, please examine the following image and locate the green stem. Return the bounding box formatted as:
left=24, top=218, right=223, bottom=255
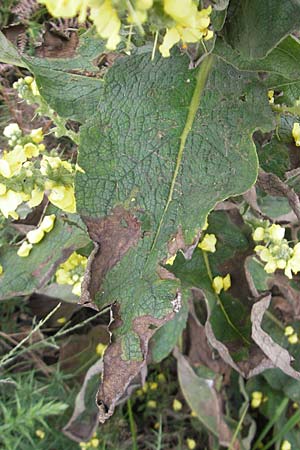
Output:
left=151, top=54, right=214, bottom=250
left=202, top=250, right=251, bottom=346
left=127, top=398, right=138, bottom=450
left=252, top=397, right=289, bottom=450
left=262, top=408, right=300, bottom=450
left=228, top=403, right=248, bottom=450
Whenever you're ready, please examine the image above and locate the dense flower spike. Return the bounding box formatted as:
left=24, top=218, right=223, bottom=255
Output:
left=38, top=0, right=213, bottom=54
left=56, top=252, right=88, bottom=296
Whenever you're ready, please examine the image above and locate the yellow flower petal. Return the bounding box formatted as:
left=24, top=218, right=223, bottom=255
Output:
left=26, top=227, right=45, bottom=244
left=223, top=274, right=231, bottom=291
left=212, top=276, right=223, bottom=294
left=198, top=233, right=217, bottom=253
left=17, top=241, right=33, bottom=257
left=40, top=214, right=56, bottom=233
left=172, top=398, right=183, bottom=411
left=159, top=27, right=181, bottom=57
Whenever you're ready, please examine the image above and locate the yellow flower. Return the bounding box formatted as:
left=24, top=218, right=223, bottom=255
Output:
left=288, top=333, right=298, bottom=344
left=253, top=227, right=265, bottom=242
left=24, top=76, right=33, bottom=85
left=186, top=438, right=196, bottom=450
left=90, top=1, right=121, bottom=50
left=190, top=410, right=197, bottom=417
left=3, top=123, right=21, bottom=139
left=0, top=189, right=24, bottom=218
left=281, top=440, right=292, bottom=450
left=173, top=398, right=183, bottom=411
left=212, top=276, right=223, bottom=294
left=56, top=268, right=73, bottom=285
left=147, top=400, right=157, bottom=409
left=30, top=127, right=44, bottom=144
left=157, top=373, right=166, bottom=383
left=198, top=233, right=217, bottom=253
left=0, top=160, right=12, bottom=178
left=30, top=80, right=40, bottom=96
left=166, top=254, right=176, bottom=265
left=48, top=185, right=76, bottom=213
left=284, top=326, right=294, bottom=336
left=159, top=2, right=213, bottom=57
left=24, top=143, right=39, bottom=158
left=35, top=429, right=45, bottom=439
left=27, top=187, right=44, bottom=208
left=268, top=224, right=285, bottom=241
left=268, top=90, right=274, bottom=104
left=57, top=317, right=67, bottom=324
left=149, top=382, right=158, bottom=390
left=2, top=146, right=27, bottom=176
left=90, top=438, right=100, bottom=448
left=72, top=281, right=82, bottom=296
left=292, top=122, right=300, bottom=146
left=0, top=264, right=3, bottom=275
left=27, top=227, right=45, bottom=244
left=17, top=241, right=33, bottom=257
left=212, top=274, right=230, bottom=294
left=38, top=0, right=88, bottom=19
left=96, top=343, right=107, bottom=357
left=40, top=214, right=56, bottom=233
left=251, top=391, right=263, bottom=409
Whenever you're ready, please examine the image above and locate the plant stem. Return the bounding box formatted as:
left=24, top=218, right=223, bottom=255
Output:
left=127, top=398, right=138, bottom=450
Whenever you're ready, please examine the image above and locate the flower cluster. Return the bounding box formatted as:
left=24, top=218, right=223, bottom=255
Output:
left=18, top=214, right=56, bottom=257
left=38, top=0, right=213, bottom=55
left=159, top=2, right=213, bottom=57
left=284, top=325, right=299, bottom=345
left=0, top=121, right=76, bottom=219
left=55, top=252, right=87, bottom=296
left=253, top=222, right=300, bottom=279
left=79, top=432, right=100, bottom=449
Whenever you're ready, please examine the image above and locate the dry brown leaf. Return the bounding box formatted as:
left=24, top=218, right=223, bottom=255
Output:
left=251, top=295, right=300, bottom=379
left=63, top=359, right=103, bottom=442
left=175, top=348, right=240, bottom=449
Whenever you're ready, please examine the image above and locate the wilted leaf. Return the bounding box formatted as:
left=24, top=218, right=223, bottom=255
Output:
left=63, top=359, right=103, bottom=442
left=175, top=348, right=239, bottom=449
left=251, top=295, right=300, bottom=379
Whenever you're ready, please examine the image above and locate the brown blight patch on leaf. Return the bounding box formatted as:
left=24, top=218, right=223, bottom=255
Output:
left=96, top=309, right=174, bottom=423
left=251, top=294, right=300, bottom=379
left=80, top=206, right=141, bottom=309
left=175, top=348, right=240, bottom=449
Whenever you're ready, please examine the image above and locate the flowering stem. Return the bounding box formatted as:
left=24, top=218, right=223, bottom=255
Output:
left=202, top=250, right=251, bottom=346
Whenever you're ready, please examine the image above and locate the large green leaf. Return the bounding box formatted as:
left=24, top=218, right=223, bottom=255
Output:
left=0, top=212, right=90, bottom=300
left=74, top=50, right=274, bottom=415
left=224, top=0, right=300, bottom=59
